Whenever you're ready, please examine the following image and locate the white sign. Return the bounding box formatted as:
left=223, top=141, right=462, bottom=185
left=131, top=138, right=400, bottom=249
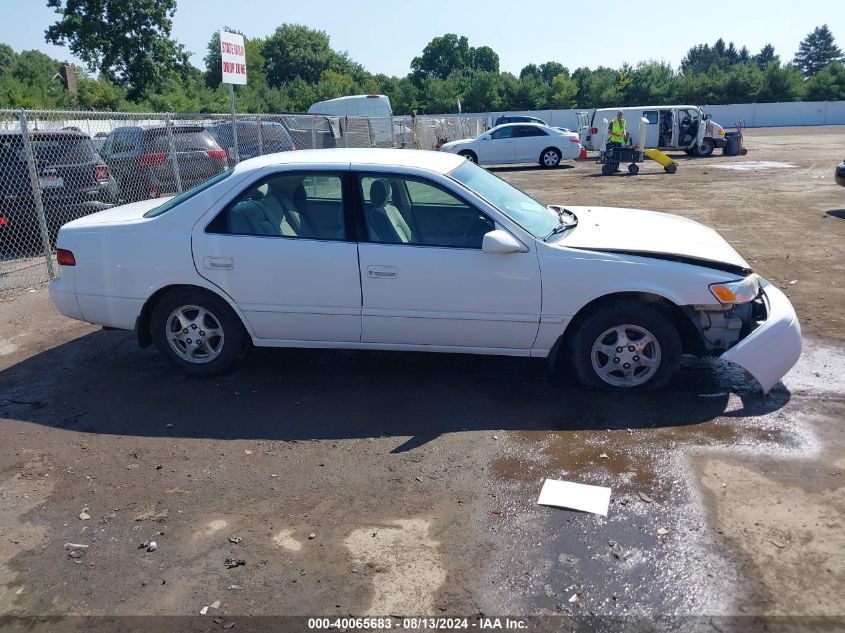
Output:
left=220, top=31, right=247, bottom=85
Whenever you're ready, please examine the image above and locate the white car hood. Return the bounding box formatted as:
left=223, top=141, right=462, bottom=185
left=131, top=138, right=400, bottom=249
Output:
left=557, top=206, right=751, bottom=272
left=63, top=197, right=175, bottom=227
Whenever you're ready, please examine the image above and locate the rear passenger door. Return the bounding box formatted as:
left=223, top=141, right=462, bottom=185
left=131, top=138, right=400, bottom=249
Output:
left=192, top=168, right=362, bottom=343
left=513, top=125, right=549, bottom=162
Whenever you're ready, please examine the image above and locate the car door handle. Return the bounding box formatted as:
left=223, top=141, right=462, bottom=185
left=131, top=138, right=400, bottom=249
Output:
left=203, top=256, right=234, bottom=270
left=367, top=265, right=398, bottom=279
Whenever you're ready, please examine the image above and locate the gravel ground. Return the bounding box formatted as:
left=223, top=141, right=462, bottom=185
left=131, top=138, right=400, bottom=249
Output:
left=0, top=126, right=843, bottom=631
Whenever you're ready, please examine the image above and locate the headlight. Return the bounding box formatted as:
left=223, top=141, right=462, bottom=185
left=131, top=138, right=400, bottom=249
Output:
left=709, top=275, right=759, bottom=304
left=718, top=129, right=725, bottom=136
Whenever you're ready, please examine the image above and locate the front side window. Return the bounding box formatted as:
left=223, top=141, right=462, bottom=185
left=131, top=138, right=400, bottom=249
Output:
left=206, top=171, right=346, bottom=239
left=490, top=126, right=515, bottom=140
left=358, top=174, right=494, bottom=249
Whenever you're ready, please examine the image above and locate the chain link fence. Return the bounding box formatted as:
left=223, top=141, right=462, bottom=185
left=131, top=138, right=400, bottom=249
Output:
left=0, top=108, right=492, bottom=295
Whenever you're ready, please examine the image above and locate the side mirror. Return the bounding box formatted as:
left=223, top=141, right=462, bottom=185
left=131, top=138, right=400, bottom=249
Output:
left=703, top=113, right=711, bottom=120
left=482, top=135, right=491, bottom=141
left=482, top=229, right=526, bottom=254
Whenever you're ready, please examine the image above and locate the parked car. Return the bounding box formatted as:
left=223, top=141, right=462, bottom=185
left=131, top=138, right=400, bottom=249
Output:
left=836, top=158, right=845, bottom=187
left=439, top=123, right=581, bottom=167
left=494, top=114, right=547, bottom=127
left=91, top=131, right=109, bottom=153
left=50, top=148, right=800, bottom=393
left=0, top=130, right=117, bottom=249
left=100, top=125, right=227, bottom=202
left=205, top=121, right=296, bottom=168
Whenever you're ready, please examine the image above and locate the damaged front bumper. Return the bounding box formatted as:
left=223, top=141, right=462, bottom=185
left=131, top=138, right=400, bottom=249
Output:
left=720, top=280, right=801, bottom=394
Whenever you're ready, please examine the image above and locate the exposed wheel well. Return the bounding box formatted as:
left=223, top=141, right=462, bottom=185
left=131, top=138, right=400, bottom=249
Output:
left=458, top=149, right=477, bottom=161
left=136, top=284, right=246, bottom=348
left=541, top=146, right=562, bottom=157
left=549, top=291, right=703, bottom=369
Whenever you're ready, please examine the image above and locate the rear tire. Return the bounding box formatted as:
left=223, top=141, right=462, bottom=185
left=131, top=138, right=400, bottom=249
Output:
left=665, top=164, right=677, bottom=174
left=540, top=148, right=562, bottom=168
left=458, top=150, right=477, bottom=164
left=151, top=288, right=248, bottom=376
left=628, top=163, right=639, bottom=175
left=567, top=300, right=681, bottom=390
left=601, top=163, right=615, bottom=176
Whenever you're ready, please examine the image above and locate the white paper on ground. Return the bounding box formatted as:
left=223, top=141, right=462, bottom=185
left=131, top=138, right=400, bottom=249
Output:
left=537, top=479, right=612, bottom=516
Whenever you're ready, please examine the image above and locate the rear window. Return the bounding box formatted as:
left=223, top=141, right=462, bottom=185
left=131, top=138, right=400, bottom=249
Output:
left=31, top=137, right=96, bottom=164
left=144, top=169, right=233, bottom=218
left=146, top=129, right=217, bottom=153
left=0, top=135, right=95, bottom=165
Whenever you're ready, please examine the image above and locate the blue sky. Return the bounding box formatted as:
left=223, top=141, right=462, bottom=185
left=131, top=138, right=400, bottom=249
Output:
left=5, top=0, right=845, bottom=77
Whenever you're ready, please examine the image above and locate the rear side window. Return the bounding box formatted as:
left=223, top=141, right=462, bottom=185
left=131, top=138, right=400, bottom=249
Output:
left=147, top=129, right=217, bottom=153
left=144, top=169, right=233, bottom=218
left=516, top=126, right=548, bottom=137
left=643, top=111, right=659, bottom=124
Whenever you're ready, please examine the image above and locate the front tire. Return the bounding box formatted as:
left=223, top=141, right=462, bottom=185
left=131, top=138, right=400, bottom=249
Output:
left=693, top=139, right=715, bottom=157
left=458, top=150, right=477, bottom=164
left=540, top=148, right=562, bottom=168
left=151, top=288, right=247, bottom=376
left=567, top=300, right=681, bottom=390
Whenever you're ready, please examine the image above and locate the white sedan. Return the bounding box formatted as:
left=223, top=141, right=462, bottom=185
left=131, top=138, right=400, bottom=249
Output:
left=439, top=123, right=581, bottom=167
left=49, top=148, right=800, bottom=392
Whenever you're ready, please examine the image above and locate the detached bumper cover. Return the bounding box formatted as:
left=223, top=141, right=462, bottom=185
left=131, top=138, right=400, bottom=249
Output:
left=720, top=281, right=801, bottom=393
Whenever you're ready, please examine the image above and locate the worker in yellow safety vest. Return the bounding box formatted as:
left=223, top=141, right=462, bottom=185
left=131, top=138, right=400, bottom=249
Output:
left=608, top=111, right=627, bottom=144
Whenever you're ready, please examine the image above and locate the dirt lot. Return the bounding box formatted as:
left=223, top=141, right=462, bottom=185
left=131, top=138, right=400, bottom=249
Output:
left=0, top=127, right=844, bottom=631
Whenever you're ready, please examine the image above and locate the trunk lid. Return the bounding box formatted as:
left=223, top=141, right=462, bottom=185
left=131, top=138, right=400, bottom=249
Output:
left=62, top=197, right=173, bottom=228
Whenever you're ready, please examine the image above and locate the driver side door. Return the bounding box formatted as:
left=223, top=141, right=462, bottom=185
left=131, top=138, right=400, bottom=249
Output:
left=480, top=126, right=516, bottom=164
left=355, top=170, right=542, bottom=350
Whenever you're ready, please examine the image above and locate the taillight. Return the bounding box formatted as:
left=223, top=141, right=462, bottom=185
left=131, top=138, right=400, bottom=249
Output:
left=57, top=248, right=76, bottom=266
left=150, top=184, right=159, bottom=198
left=206, top=148, right=227, bottom=159
left=138, top=153, right=166, bottom=166
left=291, top=143, right=296, bottom=151
left=591, top=127, right=598, bottom=134
left=569, top=136, right=580, bottom=143
left=94, top=164, right=109, bottom=182
left=0, top=216, right=9, bottom=226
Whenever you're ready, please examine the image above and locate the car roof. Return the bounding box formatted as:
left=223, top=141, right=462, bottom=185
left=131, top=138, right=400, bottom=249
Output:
left=233, top=148, right=465, bottom=175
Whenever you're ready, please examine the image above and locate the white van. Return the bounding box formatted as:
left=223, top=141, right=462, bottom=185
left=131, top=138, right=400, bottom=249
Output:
left=307, top=94, right=395, bottom=146
left=577, top=105, right=726, bottom=156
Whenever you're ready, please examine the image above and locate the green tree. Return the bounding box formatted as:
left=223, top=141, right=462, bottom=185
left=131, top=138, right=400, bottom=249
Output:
left=757, top=62, right=805, bottom=101
left=411, top=34, right=471, bottom=82
left=549, top=73, right=577, bottom=108
left=262, top=23, right=360, bottom=87
left=470, top=46, right=499, bottom=73
left=805, top=62, right=845, bottom=100
left=754, top=44, right=778, bottom=70
left=0, top=44, right=15, bottom=76
left=44, top=0, right=189, bottom=99
left=794, top=25, right=844, bottom=78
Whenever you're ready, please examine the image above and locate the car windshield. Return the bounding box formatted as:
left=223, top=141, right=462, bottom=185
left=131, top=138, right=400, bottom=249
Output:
left=144, top=169, right=233, bottom=218
left=448, top=161, right=556, bottom=238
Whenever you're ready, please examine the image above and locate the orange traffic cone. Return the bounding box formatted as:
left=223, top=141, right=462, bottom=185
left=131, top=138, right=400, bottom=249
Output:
left=578, top=147, right=588, bottom=160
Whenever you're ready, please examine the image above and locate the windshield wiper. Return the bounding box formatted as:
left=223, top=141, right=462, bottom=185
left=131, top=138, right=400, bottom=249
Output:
left=545, top=205, right=578, bottom=240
